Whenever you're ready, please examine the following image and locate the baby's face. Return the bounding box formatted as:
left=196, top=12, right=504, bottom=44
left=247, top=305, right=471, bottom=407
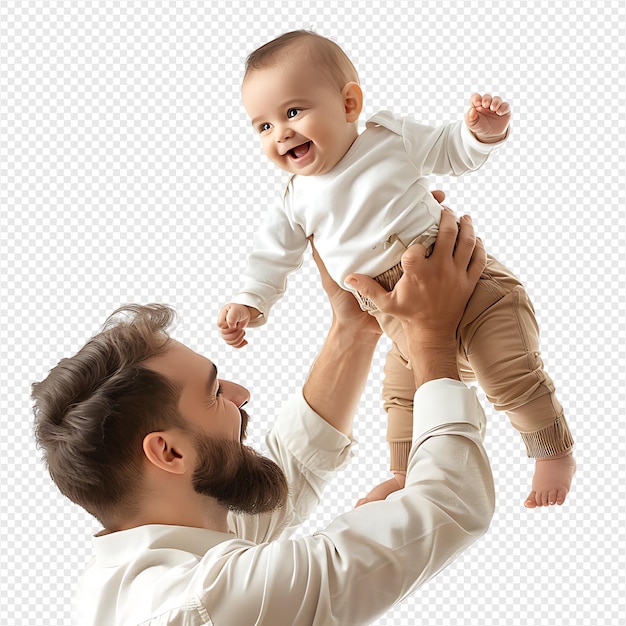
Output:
left=242, top=62, right=359, bottom=176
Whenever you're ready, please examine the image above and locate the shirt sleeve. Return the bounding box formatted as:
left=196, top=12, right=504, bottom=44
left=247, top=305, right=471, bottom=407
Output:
left=205, top=379, right=495, bottom=626
left=227, top=391, right=353, bottom=544
left=231, top=195, right=309, bottom=327
left=402, top=116, right=507, bottom=176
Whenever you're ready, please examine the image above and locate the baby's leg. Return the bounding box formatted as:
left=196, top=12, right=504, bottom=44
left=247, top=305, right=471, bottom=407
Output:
left=383, top=343, right=415, bottom=478
left=459, top=261, right=575, bottom=507
left=356, top=341, right=415, bottom=507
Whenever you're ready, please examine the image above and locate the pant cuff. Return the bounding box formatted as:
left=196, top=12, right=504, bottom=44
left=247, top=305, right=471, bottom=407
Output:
left=389, top=440, right=412, bottom=473
left=519, top=417, right=575, bottom=458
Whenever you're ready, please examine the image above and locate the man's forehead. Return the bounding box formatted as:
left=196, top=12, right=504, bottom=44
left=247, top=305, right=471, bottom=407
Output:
left=143, top=340, right=217, bottom=386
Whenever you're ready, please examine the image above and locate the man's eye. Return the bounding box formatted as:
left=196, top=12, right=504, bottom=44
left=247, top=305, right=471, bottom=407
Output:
left=259, top=123, right=271, bottom=132
left=287, top=108, right=299, bottom=118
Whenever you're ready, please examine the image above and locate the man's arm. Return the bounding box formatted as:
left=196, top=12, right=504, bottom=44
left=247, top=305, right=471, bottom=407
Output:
left=302, top=240, right=383, bottom=436
left=210, top=382, right=494, bottom=626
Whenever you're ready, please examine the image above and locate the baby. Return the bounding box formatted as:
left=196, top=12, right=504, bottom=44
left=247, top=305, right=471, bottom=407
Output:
left=218, top=30, right=575, bottom=508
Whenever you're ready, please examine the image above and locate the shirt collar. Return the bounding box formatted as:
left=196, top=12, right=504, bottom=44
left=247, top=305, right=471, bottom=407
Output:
left=92, top=524, right=233, bottom=567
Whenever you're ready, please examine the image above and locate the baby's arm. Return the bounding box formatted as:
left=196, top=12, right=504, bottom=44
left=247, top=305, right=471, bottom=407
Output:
left=217, top=303, right=262, bottom=349
left=401, top=102, right=509, bottom=177
left=465, top=93, right=511, bottom=144
left=217, top=195, right=308, bottom=349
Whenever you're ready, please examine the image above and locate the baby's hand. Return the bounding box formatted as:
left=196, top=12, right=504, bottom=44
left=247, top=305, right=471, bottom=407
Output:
left=465, top=93, right=511, bottom=144
left=217, top=303, right=252, bottom=348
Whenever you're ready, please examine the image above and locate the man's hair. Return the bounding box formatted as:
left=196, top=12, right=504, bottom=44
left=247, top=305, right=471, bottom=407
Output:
left=244, top=30, right=360, bottom=91
left=31, top=304, right=185, bottom=527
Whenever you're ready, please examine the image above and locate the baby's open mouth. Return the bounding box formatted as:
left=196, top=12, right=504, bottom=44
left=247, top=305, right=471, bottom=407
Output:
left=288, top=142, right=311, bottom=159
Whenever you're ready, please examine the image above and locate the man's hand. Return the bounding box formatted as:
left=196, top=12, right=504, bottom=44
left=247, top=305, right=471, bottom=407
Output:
left=465, top=93, right=511, bottom=144
left=308, top=190, right=448, bottom=339
left=217, top=303, right=256, bottom=348
left=309, top=237, right=382, bottom=340
left=345, top=209, right=486, bottom=385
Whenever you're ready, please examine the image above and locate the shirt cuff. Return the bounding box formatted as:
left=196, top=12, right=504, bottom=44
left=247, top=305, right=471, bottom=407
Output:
left=461, top=122, right=509, bottom=154
left=412, top=378, right=486, bottom=442
left=230, top=293, right=268, bottom=327
left=272, top=391, right=354, bottom=479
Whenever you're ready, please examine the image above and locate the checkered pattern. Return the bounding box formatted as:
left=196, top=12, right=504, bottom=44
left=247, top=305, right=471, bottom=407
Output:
left=2, top=1, right=625, bottom=624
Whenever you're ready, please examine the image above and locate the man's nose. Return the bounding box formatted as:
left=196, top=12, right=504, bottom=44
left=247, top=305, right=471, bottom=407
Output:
left=218, top=379, right=250, bottom=408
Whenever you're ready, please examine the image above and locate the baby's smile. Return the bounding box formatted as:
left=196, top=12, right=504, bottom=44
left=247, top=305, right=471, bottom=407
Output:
left=288, top=141, right=311, bottom=160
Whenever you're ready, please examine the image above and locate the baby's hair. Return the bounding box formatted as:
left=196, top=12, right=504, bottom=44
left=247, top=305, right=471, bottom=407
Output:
left=244, top=30, right=360, bottom=91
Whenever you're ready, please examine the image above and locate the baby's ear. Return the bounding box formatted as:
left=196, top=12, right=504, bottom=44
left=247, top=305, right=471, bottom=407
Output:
left=342, top=82, right=363, bottom=122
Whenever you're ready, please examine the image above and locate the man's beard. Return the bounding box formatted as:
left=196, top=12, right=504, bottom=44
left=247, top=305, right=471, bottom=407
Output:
left=191, top=409, right=288, bottom=515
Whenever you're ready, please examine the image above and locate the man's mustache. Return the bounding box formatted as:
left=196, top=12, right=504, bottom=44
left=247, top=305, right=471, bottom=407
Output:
left=239, top=406, right=250, bottom=442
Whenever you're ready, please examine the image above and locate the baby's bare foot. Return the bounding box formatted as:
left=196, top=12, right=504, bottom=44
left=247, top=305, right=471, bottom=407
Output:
left=356, top=473, right=405, bottom=507
left=524, top=449, right=576, bottom=508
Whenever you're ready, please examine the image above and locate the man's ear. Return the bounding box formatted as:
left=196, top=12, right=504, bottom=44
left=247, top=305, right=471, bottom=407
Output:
left=143, top=431, right=189, bottom=475
left=342, top=82, right=363, bottom=123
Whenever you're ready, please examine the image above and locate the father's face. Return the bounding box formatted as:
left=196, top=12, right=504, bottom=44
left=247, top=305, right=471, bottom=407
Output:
left=144, top=340, right=288, bottom=514
left=145, top=340, right=249, bottom=442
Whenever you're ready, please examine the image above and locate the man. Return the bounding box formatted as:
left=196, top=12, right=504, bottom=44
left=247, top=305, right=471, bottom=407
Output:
left=32, top=207, right=495, bottom=625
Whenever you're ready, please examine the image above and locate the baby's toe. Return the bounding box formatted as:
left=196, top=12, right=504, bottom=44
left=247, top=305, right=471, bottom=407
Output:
left=524, top=491, right=538, bottom=508
left=556, top=487, right=569, bottom=505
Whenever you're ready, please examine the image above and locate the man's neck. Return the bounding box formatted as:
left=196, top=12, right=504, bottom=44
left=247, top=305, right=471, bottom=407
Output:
left=106, top=499, right=230, bottom=535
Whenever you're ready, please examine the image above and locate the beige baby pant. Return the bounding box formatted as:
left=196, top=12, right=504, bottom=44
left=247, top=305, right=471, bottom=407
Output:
left=356, top=254, right=575, bottom=473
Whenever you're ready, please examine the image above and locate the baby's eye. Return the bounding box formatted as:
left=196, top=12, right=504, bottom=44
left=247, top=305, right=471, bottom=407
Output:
left=259, top=122, right=271, bottom=133
left=287, top=108, right=300, bottom=119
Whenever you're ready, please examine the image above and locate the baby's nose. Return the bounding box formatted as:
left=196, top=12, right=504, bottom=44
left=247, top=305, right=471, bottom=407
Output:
left=277, top=126, right=295, bottom=142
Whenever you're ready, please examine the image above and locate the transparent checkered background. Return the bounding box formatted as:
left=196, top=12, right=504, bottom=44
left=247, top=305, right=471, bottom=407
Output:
left=2, top=1, right=625, bottom=624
